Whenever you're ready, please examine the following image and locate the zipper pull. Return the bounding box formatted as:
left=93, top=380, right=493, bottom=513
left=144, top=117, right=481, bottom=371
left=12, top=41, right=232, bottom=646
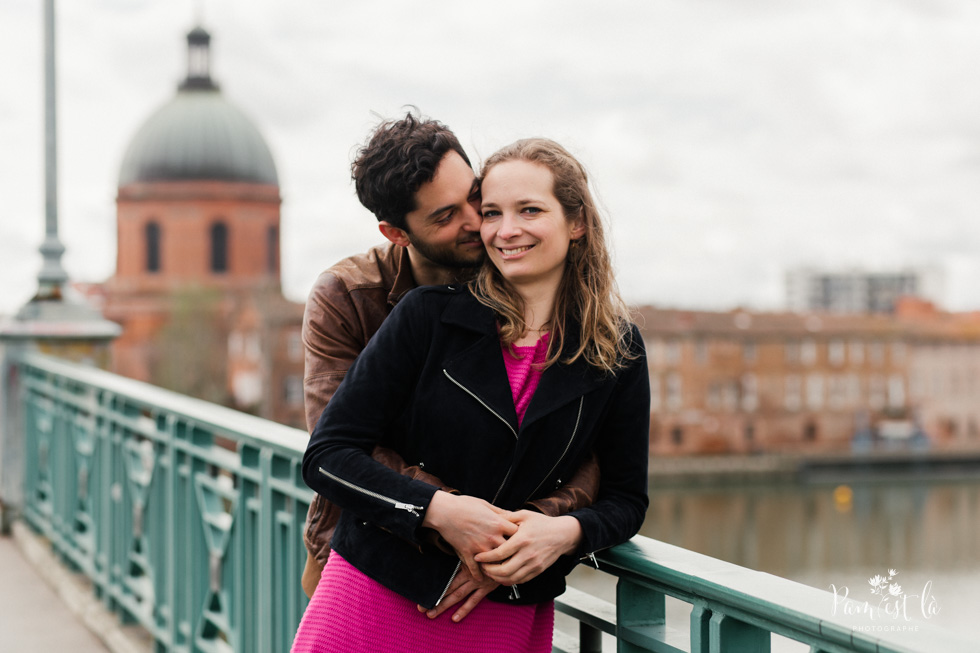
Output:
left=509, top=585, right=521, bottom=600
left=393, top=501, right=423, bottom=517
left=580, top=552, right=600, bottom=569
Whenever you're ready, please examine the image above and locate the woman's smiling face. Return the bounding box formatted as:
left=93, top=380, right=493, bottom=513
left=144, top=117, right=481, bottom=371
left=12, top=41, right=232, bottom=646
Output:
left=480, top=160, right=584, bottom=291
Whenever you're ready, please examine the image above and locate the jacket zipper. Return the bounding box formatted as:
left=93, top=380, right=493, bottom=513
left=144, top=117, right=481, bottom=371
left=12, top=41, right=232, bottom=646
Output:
left=524, top=397, right=584, bottom=501
left=318, top=467, right=425, bottom=517
left=443, top=369, right=517, bottom=439
left=435, top=560, right=462, bottom=606
left=443, top=371, right=588, bottom=599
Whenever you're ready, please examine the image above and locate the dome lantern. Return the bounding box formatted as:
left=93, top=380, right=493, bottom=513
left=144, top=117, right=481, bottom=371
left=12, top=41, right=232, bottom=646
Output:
left=117, top=26, right=278, bottom=188
left=180, top=26, right=218, bottom=91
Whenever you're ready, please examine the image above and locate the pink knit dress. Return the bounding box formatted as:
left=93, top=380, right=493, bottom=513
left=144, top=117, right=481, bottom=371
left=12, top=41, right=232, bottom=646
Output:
left=291, top=336, right=554, bottom=653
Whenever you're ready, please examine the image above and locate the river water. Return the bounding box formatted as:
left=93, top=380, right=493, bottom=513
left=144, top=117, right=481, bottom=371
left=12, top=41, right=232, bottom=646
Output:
left=564, top=475, right=980, bottom=648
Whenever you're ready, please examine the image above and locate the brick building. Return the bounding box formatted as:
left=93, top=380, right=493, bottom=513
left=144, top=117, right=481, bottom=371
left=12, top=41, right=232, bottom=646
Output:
left=100, top=26, right=306, bottom=428
left=638, top=301, right=980, bottom=456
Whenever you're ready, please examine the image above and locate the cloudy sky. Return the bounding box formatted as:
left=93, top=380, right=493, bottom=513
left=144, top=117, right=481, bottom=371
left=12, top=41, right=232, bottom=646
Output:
left=2, top=0, right=979, bottom=317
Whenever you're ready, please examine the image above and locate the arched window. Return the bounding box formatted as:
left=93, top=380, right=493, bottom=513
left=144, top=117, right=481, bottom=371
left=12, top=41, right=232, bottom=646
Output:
left=145, top=221, right=161, bottom=273
left=211, top=221, right=228, bottom=273
left=267, top=225, right=279, bottom=274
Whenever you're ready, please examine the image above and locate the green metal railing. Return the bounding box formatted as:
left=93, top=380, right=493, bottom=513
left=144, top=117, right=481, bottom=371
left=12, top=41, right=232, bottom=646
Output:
left=16, top=352, right=311, bottom=652
left=10, top=352, right=973, bottom=652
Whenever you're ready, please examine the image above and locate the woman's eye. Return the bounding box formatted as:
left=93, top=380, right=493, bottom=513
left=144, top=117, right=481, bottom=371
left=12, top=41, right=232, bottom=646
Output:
left=522, top=207, right=542, bottom=215
left=481, top=209, right=500, bottom=219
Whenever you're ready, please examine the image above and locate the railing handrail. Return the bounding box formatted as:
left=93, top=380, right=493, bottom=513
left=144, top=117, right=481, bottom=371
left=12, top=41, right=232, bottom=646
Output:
left=16, top=350, right=306, bottom=454
left=586, top=536, right=970, bottom=653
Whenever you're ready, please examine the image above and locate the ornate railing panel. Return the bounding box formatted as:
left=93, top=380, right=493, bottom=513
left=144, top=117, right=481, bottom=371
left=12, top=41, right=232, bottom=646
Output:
left=17, top=352, right=311, bottom=653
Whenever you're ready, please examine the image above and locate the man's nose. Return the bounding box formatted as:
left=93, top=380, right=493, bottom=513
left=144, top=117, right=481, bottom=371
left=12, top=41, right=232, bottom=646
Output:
left=461, top=201, right=482, bottom=230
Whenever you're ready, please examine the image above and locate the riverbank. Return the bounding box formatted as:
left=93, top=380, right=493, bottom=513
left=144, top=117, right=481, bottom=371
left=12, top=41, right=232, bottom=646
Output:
left=649, top=447, right=980, bottom=485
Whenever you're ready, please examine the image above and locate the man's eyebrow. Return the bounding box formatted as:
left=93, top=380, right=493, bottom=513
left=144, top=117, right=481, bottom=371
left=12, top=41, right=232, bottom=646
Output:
left=426, top=203, right=456, bottom=221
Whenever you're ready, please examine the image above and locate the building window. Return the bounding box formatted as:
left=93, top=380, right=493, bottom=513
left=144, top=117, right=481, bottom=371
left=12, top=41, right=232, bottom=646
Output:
left=849, top=340, right=864, bottom=365
left=267, top=225, right=279, bottom=274
left=828, top=339, right=845, bottom=366
left=869, top=341, right=885, bottom=366
left=695, top=339, right=708, bottom=365
left=743, top=341, right=757, bottom=364
left=284, top=375, right=303, bottom=406
left=828, top=374, right=847, bottom=410
left=666, top=372, right=682, bottom=411
left=804, top=420, right=818, bottom=441
left=806, top=373, right=824, bottom=410
left=869, top=374, right=886, bottom=410
left=801, top=339, right=818, bottom=366
left=785, top=375, right=801, bottom=411
left=671, top=426, right=683, bottom=446
left=891, top=341, right=906, bottom=364
left=287, top=330, right=303, bottom=361
left=785, top=341, right=800, bottom=365
left=649, top=374, right=662, bottom=412
left=145, top=221, right=161, bottom=273
left=211, top=221, right=228, bottom=273
left=741, top=374, right=758, bottom=412
left=887, top=374, right=905, bottom=409
left=665, top=339, right=681, bottom=366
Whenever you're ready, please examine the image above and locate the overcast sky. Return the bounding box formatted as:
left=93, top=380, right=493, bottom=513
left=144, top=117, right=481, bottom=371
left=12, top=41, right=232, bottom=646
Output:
left=2, top=0, right=979, bottom=317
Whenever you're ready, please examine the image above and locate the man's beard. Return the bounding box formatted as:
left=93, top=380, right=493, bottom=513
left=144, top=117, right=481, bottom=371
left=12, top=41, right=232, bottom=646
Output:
left=406, top=233, right=486, bottom=270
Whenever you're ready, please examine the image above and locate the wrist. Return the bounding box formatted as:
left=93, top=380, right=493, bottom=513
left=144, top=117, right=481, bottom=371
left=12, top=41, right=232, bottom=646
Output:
left=422, top=489, right=452, bottom=530
left=555, top=515, right=583, bottom=555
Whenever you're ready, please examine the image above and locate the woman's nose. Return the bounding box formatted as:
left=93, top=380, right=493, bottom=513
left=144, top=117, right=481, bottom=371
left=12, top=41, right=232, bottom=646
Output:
left=498, top=213, right=521, bottom=239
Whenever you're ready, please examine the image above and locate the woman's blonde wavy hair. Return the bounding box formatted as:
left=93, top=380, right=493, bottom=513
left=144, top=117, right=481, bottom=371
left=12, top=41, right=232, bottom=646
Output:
left=470, top=138, right=635, bottom=374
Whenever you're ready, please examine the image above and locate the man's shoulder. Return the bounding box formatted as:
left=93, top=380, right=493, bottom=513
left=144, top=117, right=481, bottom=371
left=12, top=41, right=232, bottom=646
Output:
left=317, top=242, right=402, bottom=292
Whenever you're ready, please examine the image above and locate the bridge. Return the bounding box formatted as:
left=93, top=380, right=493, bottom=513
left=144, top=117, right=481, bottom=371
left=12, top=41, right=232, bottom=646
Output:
left=0, top=349, right=972, bottom=653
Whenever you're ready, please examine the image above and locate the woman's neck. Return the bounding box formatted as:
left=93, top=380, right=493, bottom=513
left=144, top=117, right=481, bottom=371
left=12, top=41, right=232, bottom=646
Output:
left=513, top=280, right=559, bottom=345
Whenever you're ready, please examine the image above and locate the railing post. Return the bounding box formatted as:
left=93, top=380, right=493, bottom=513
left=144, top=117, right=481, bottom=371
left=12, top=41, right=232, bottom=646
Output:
left=708, top=612, right=770, bottom=652
left=690, top=603, right=711, bottom=653
left=616, top=576, right=666, bottom=652
left=0, top=343, right=26, bottom=533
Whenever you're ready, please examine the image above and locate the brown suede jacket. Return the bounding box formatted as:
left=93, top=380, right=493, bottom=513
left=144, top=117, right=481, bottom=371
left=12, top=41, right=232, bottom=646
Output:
left=302, top=242, right=598, bottom=567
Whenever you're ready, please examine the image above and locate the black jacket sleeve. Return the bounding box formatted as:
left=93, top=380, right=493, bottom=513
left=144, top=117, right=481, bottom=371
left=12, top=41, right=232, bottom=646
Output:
left=301, top=289, right=440, bottom=545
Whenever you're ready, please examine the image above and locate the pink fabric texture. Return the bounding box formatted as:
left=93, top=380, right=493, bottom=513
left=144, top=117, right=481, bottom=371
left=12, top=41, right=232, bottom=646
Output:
left=501, top=334, right=549, bottom=426
left=291, top=552, right=554, bottom=653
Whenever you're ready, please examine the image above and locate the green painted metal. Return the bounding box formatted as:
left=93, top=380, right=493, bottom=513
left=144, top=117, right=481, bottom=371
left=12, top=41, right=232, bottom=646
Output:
left=16, top=352, right=312, bottom=652
left=10, top=352, right=976, bottom=653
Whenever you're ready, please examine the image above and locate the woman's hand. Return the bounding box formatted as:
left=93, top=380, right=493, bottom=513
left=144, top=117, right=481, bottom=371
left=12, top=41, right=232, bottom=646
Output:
left=474, top=511, right=582, bottom=586
left=422, top=491, right=519, bottom=580
left=417, top=565, right=499, bottom=622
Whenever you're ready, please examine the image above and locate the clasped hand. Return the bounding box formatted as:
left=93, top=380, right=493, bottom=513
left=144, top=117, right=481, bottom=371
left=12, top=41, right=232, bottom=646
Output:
left=419, top=492, right=582, bottom=622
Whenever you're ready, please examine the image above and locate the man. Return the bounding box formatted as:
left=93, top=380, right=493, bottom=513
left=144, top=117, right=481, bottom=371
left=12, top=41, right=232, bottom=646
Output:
left=301, top=112, right=597, bottom=619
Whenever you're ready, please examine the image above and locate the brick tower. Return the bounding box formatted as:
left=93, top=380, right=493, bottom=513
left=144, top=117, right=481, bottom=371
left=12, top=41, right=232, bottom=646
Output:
left=103, top=26, right=304, bottom=425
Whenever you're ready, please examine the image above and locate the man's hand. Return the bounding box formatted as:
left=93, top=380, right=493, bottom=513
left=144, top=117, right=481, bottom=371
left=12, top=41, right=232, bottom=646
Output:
left=422, top=491, right=518, bottom=580
left=417, top=565, right=499, bottom=622
left=474, top=511, right=582, bottom=586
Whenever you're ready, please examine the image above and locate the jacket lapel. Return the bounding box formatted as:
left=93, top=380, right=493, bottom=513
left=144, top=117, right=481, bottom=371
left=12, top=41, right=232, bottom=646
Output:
left=440, top=293, right=520, bottom=434
left=440, top=291, right=609, bottom=435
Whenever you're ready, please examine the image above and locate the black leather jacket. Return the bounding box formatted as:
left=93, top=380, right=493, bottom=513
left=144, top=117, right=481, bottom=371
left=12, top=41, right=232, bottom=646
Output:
left=302, top=285, right=650, bottom=609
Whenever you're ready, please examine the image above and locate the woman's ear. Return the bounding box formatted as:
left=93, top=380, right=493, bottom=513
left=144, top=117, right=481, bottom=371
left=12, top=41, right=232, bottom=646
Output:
left=569, top=217, right=587, bottom=241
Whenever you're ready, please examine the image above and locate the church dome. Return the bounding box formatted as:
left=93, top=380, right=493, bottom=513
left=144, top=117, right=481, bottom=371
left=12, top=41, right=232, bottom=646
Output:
left=118, top=27, right=278, bottom=187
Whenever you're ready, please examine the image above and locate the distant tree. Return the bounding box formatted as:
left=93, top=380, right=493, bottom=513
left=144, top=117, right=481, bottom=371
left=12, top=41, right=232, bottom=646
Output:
left=152, top=286, right=230, bottom=406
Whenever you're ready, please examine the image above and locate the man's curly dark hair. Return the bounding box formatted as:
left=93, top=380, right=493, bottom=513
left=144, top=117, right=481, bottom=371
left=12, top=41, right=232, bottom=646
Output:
left=351, top=110, right=471, bottom=231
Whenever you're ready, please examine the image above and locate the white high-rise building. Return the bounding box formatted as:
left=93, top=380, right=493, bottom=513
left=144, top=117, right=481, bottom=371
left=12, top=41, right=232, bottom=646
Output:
left=786, top=267, right=944, bottom=314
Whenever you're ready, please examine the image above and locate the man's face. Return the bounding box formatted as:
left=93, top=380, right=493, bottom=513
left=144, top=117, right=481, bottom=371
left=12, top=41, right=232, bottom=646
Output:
left=402, top=151, right=485, bottom=269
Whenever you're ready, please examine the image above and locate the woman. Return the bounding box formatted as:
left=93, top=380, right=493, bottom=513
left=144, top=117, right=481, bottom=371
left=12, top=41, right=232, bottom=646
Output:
left=293, top=138, right=650, bottom=652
